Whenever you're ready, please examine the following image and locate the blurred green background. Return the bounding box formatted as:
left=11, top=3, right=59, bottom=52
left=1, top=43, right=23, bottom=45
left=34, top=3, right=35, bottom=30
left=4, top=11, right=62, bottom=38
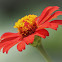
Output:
left=0, top=0, right=62, bottom=62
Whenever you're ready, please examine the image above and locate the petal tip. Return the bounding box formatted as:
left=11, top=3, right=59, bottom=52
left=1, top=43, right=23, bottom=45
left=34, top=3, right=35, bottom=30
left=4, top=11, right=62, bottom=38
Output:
left=0, top=38, right=1, bottom=41
left=6, top=51, right=8, bottom=54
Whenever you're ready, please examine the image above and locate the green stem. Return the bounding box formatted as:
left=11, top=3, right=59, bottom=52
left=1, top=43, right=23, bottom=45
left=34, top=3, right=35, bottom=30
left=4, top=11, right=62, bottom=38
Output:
left=30, top=36, right=52, bottom=62
left=37, top=44, right=52, bottom=62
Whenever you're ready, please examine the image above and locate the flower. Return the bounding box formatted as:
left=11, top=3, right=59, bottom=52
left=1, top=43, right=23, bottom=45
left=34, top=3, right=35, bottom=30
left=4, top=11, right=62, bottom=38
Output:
left=0, top=6, right=62, bottom=54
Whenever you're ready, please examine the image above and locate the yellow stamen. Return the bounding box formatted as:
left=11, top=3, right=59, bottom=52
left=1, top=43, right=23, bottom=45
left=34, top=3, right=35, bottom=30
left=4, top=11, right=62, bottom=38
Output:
left=14, top=14, right=37, bottom=32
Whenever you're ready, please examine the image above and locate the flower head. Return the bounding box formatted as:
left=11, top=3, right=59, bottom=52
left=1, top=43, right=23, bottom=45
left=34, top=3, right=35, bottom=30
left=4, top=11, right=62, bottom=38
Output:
left=0, top=6, right=62, bottom=54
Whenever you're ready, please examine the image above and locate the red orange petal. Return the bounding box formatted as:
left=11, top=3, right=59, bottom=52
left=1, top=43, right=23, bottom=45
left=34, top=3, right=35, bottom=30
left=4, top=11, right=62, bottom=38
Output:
left=35, top=29, right=49, bottom=38
left=2, top=37, right=21, bottom=53
left=17, top=41, right=25, bottom=52
left=23, top=34, right=35, bottom=45
left=38, top=20, right=62, bottom=30
left=38, top=6, right=59, bottom=25
left=35, top=33, right=46, bottom=38
left=44, top=11, right=62, bottom=23
left=0, top=36, right=19, bottom=43
left=49, top=20, right=62, bottom=30
left=50, top=20, right=62, bottom=25
left=36, top=22, right=50, bottom=31
left=49, top=23, right=58, bottom=30
left=38, top=22, right=58, bottom=30
left=38, top=6, right=52, bottom=24
left=0, top=37, right=19, bottom=51
left=1, top=32, right=19, bottom=39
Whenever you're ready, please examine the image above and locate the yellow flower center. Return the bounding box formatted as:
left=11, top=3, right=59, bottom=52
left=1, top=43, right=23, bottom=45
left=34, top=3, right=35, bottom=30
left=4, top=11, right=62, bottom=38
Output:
left=14, top=14, right=37, bottom=37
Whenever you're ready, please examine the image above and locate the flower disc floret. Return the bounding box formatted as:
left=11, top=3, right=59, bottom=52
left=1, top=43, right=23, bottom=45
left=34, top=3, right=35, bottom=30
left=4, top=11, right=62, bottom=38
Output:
left=14, top=14, right=37, bottom=37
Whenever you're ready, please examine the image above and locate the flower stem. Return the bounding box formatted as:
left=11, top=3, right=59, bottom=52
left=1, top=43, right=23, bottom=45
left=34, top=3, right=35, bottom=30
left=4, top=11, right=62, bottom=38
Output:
left=30, top=36, right=52, bottom=62
left=37, top=44, right=52, bottom=62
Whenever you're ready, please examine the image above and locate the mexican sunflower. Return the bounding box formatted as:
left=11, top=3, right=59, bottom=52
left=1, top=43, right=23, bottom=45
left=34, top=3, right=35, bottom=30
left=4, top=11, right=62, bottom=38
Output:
left=0, top=6, right=62, bottom=54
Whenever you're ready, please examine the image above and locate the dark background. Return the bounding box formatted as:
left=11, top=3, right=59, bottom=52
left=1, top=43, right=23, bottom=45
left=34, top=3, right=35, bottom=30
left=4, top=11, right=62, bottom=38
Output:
left=0, top=0, right=62, bottom=62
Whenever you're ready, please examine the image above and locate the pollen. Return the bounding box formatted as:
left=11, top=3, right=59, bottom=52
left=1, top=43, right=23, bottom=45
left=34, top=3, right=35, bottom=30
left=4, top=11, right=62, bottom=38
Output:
left=14, top=14, right=37, bottom=37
